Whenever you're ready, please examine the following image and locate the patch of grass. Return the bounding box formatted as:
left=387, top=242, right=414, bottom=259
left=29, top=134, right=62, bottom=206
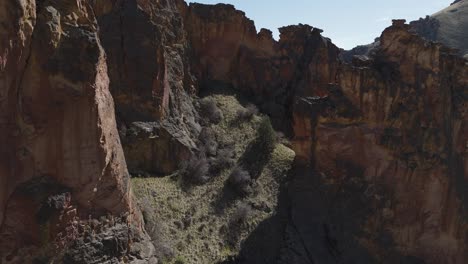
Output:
left=268, top=144, right=296, bottom=179
left=173, top=255, right=187, bottom=264
left=131, top=93, right=296, bottom=264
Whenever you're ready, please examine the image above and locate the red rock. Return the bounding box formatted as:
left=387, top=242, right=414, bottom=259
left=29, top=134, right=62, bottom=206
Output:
left=0, top=0, right=142, bottom=259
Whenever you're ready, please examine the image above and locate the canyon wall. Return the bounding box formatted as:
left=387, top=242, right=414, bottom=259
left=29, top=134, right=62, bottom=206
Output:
left=95, top=0, right=199, bottom=175
left=0, top=1, right=466, bottom=263
left=0, top=0, right=150, bottom=262
left=291, top=21, right=468, bottom=264
left=180, top=4, right=468, bottom=263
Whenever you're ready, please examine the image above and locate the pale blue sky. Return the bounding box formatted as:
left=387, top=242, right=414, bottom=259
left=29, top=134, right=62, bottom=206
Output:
left=188, top=0, right=452, bottom=49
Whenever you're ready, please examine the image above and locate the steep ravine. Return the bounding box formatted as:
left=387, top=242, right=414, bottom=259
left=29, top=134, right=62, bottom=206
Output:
left=0, top=0, right=466, bottom=263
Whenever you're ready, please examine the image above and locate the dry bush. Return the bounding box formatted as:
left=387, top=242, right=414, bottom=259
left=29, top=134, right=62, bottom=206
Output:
left=199, top=127, right=218, bottom=157
left=180, top=156, right=210, bottom=184
left=230, top=203, right=252, bottom=225
left=236, top=103, right=258, bottom=121
left=275, top=131, right=291, bottom=146
left=226, top=203, right=252, bottom=246
left=228, top=167, right=252, bottom=196
left=210, top=148, right=235, bottom=174
left=199, top=98, right=223, bottom=124
left=240, top=117, right=277, bottom=179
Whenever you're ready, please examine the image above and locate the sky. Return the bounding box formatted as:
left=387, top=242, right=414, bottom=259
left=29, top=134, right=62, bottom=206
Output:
left=187, top=0, right=453, bottom=49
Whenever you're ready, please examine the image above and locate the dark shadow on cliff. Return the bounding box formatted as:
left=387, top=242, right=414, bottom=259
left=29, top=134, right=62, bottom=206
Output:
left=199, top=80, right=293, bottom=137
left=216, top=162, right=294, bottom=264
left=217, top=160, right=431, bottom=264
left=212, top=117, right=276, bottom=215
left=199, top=80, right=267, bottom=115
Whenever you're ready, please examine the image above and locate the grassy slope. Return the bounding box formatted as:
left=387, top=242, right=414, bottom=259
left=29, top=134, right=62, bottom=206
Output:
left=132, top=94, right=295, bottom=264
left=432, top=0, right=468, bottom=57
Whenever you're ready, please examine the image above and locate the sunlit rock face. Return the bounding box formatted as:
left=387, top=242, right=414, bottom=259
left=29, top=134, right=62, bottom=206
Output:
left=0, top=0, right=144, bottom=262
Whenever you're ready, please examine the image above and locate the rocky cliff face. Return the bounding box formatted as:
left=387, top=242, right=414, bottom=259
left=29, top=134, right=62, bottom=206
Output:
left=0, top=0, right=152, bottom=263
left=290, top=20, right=468, bottom=264
left=94, top=0, right=199, bottom=176
left=181, top=5, right=467, bottom=263
left=181, top=4, right=468, bottom=261
left=410, top=0, right=468, bottom=59
left=1, top=1, right=466, bottom=263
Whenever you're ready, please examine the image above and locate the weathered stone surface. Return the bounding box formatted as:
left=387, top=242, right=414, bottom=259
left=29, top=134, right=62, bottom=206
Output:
left=289, top=21, right=468, bottom=263
left=62, top=222, right=156, bottom=264
left=185, top=3, right=340, bottom=132
left=0, top=0, right=143, bottom=260
left=95, top=0, right=200, bottom=175
left=120, top=122, right=195, bottom=175
left=417, top=0, right=468, bottom=58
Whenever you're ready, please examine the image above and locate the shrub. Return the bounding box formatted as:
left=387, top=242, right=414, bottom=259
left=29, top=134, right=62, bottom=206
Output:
left=227, top=203, right=252, bottom=246
left=199, top=98, right=223, bottom=124
left=236, top=103, right=258, bottom=121
left=199, top=127, right=218, bottom=156
left=228, top=167, right=252, bottom=195
left=174, top=255, right=187, bottom=264
left=210, top=148, right=235, bottom=174
left=180, top=156, right=210, bottom=184
left=230, top=203, right=252, bottom=225
left=198, top=127, right=216, bottom=144
left=256, top=117, right=276, bottom=155
left=240, top=117, right=277, bottom=179
left=203, top=140, right=218, bottom=157
left=275, top=131, right=290, bottom=146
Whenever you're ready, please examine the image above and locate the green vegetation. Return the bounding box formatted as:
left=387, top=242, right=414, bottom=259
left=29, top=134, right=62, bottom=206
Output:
left=131, top=94, right=295, bottom=264
left=240, top=116, right=277, bottom=179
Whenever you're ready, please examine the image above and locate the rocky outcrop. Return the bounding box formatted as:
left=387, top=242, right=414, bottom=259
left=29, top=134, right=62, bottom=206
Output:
left=185, top=3, right=340, bottom=133
left=289, top=20, right=467, bottom=263
left=0, top=0, right=146, bottom=261
left=121, top=121, right=194, bottom=175
left=339, top=39, right=381, bottom=63
left=95, top=0, right=200, bottom=175
left=409, top=16, right=440, bottom=42
left=411, top=0, right=468, bottom=58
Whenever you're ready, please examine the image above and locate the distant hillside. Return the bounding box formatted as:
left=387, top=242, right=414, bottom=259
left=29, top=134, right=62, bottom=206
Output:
left=343, top=0, right=468, bottom=61
left=410, top=0, right=468, bottom=58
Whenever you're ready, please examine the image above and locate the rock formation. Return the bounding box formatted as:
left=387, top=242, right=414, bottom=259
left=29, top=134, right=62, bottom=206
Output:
left=95, top=0, right=199, bottom=176
left=0, top=0, right=151, bottom=262
left=289, top=19, right=468, bottom=264
left=0, top=0, right=466, bottom=263
left=410, top=0, right=468, bottom=59
left=183, top=4, right=467, bottom=263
